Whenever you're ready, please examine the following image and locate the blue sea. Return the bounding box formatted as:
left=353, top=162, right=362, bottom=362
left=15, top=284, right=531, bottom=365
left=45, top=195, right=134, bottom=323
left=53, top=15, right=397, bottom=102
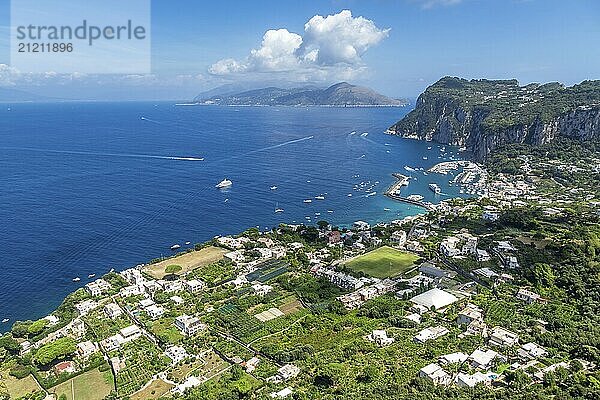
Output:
left=0, top=102, right=466, bottom=331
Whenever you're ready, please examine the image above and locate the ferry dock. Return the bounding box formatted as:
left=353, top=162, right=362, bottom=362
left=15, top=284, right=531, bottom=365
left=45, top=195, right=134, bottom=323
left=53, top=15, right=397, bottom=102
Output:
left=384, top=173, right=434, bottom=210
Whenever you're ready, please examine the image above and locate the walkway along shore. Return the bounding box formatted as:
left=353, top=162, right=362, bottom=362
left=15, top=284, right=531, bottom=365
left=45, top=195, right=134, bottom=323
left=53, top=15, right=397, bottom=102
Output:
left=383, top=173, right=435, bottom=211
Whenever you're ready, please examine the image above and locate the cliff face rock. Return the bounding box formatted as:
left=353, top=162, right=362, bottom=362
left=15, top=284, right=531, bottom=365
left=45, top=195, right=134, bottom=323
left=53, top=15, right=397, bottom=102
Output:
left=388, top=77, right=600, bottom=160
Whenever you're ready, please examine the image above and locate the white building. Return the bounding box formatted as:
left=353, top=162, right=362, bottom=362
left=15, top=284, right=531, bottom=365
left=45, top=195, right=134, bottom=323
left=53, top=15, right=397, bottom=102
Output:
left=120, top=268, right=145, bottom=285
left=489, top=326, right=519, bottom=347
left=270, top=387, right=293, bottom=399
left=245, top=356, right=260, bottom=373
left=476, top=249, right=491, bottom=262
left=185, top=279, right=206, bottom=293
left=440, top=237, right=461, bottom=257
left=101, top=325, right=141, bottom=351
left=165, top=345, right=188, bottom=364
left=457, top=304, right=483, bottom=326
left=410, top=288, right=458, bottom=311
left=275, top=364, right=300, bottom=381
left=225, top=250, right=245, bottom=264
left=439, top=352, right=468, bottom=365
left=120, top=325, right=141, bottom=340
left=516, top=288, right=541, bottom=304
left=518, top=342, right=547, bottom=361
left=353, top=220, right=371, bottom=231
left=174, top=315, right=206, bottom=336
left=104, top=303, right=123, bottom=319
left=75, top=299, right=98, bottom=315
left=77, top=341, right=97, bottom=358
left=85, top=279, right=112, bottom=297
left=367, top=330, right=395, bottom=347
left=120, top=284, right=145, bottom=298
left=138, top=297, right=154, bottom=308
left=455, top=372, right=492, bottom=388
left=391, top=230, right=407, bottom=246
left=252, top=283, right=273, bottom=296
left=414, top=326, right=449, bottom=343
left=482, top=210, right=499, bottom=222
left=505, top=256, right=520, bottom=269
left=162, top=280, right=184, bottom=293
left=171, top=376, right=202, bottom=395
left=145, top=304, right=166, bottom=320
left=469, top=349, right=499, bottom=370
left=418, top=363, right=451, bottom=386
left=405, top=313, right=422, bottom=324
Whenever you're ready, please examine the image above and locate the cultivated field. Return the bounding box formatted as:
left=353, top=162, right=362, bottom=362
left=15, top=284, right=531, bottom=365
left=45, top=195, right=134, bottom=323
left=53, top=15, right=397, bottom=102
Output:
left=345, top=246, right=420, bottom=278
left=143, top=246, right=227, bottom=279
left=49, top=367, right=113, bottom=400
left=130, top=378, right=173, bottom=400
left=0, top=368, right=40, bottom=399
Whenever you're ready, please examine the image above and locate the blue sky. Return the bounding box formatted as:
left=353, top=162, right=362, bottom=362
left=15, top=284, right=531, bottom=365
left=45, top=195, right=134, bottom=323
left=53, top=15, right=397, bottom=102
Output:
left=1, top=0, right=599, bottom=100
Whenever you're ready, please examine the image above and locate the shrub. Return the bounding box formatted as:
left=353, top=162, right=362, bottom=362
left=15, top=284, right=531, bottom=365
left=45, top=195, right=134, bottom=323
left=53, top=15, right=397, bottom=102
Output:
left=165, top=264, right=182, bottom=274
left=9, top=364, right=31, bottom=379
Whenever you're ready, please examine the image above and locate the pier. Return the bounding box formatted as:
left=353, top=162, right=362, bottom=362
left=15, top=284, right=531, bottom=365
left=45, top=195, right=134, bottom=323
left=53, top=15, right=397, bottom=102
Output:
left=384, top=173, right=434, bottom=210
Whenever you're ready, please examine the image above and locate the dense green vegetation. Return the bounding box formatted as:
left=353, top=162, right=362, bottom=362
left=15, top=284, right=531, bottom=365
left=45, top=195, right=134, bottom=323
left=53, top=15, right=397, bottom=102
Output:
left=33, top=337, right=76, bottom=365
left=395, top=77, right=600, bottom=132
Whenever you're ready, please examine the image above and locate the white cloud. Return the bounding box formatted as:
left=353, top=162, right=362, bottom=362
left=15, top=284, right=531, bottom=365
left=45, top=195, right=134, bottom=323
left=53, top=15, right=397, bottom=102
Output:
left=0, top=64, right=20, bottom=86
left=299, top=10, right=389, bottom=66
left=209, top=10, right=389, bottom=82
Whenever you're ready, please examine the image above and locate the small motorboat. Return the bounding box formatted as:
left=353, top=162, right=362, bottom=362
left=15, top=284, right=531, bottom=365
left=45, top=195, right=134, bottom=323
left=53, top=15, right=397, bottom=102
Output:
left=275, top=208, right=284, bottom=213
left=170, top=244, right=181, bottom=250
left=185, top=241, right=191, bottom=245
left=72, top=277, right=81, bottom=282
left=270, top=186, right=277, bottom=190
left=216, top=179, right=232, bottom=188
left=315, top=195, right=325, bottom=200
left=303, top=199, right=312, bottom=203
left=1, top=318, right=9, bottom=323
left=88, top=274, right=96, bottom=279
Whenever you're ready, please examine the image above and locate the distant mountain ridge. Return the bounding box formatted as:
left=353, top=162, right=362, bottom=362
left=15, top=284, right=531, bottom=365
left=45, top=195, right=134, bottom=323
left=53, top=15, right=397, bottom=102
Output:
left=388, top=77, right=600, bottom=160
left=194, top=82, right=409, bottom=107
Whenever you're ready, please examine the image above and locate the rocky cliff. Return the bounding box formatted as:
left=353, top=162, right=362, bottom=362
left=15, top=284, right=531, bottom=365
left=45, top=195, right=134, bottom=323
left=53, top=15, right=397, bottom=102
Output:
left=388, top=77, right=600, bottom=160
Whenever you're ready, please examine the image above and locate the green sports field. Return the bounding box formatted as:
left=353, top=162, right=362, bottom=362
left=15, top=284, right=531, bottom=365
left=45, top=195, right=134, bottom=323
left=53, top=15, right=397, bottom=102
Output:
left=345, top=246, right=419, bottom=278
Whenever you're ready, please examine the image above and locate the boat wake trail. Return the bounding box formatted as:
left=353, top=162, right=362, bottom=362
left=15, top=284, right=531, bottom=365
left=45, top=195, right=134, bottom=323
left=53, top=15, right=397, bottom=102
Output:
left=249, top=135, right=314, bottom=154
left=0, top=147, right=204, bottom=162
left=217, top=135, right=314, bottom=163
left=139, top=116, right=162, bottom=124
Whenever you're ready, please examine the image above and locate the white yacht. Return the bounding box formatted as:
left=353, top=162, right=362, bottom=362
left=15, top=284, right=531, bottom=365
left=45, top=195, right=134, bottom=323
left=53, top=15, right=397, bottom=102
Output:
left=315, top=195, right=325, bottom=200
left=72, top=277, right=81, bottom=282
left=270, top=186, right=277, bottom=190
left=275, top=208, right=284, bottom=213
left=303, top=199, right=313, bottom=203
left=170, top=244, right=181, bottom=250
left=429, top=183, right=441, bottom=194
left=216, top=179, right=232, bottom=188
